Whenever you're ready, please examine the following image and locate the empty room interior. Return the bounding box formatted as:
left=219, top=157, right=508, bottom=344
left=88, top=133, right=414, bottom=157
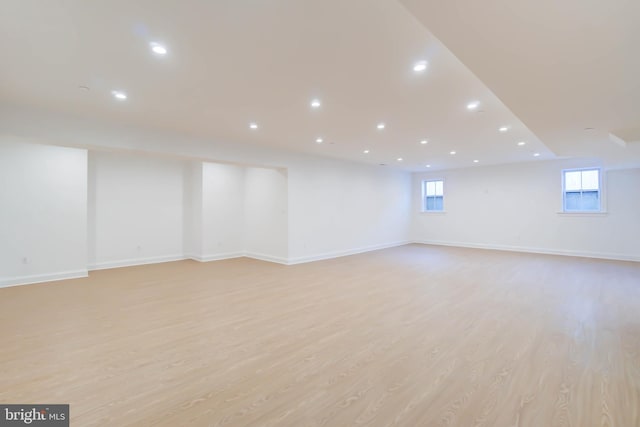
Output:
left=1, top=1, right=639, bottom=426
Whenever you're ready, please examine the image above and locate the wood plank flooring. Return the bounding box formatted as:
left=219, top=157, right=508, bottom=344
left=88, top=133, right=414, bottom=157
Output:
left=1, top=244, right=639, bottom=426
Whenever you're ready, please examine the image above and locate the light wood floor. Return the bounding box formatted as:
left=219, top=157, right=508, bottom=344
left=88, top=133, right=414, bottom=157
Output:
left=1, top=245, right=639, bottom=426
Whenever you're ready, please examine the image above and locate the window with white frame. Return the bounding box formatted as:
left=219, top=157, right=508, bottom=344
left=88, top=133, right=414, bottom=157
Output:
left=563, top=168, right=601, bottom=212
left=422, top=179, right=444, bottom=211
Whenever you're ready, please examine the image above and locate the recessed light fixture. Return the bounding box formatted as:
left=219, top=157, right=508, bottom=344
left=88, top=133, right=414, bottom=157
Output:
left=473, top=159, right=479, bottom=163
left=377, top=123, right=385, bottom=130
left=517, top=141, right=526, bottom=146
left=78, top=85, right=90, bottom=91
left=150, top=42, right=167, bottom=55
left=315, top=138, right=323, bottom=144
left=413, top=60, right=428, bottom=72
left=498, top=126, right=509, bottom=132
left=466, top=101, right=480, bottom=110
left=397, top=157, right=403, bottom=162
left=363, top=149, right=370, bottom=154
left=249, top=122, right=258, bottom=129
left=533, top=152, right=541, bottom=157
left=450, top=150, right=457, bottom=155
left=310, top=99, right=321, bottom=108
left=111, top=90, right=127, bottom=100
left=425, top=164, right=431, bottom=168
left=584, top=127, right=595, bottom=131
left=420, top=139, right=428, bottom=145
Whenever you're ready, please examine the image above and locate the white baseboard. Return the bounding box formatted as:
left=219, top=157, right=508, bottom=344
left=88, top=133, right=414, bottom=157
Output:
left=187, top=252, right=244, bottom=262
left=287, top=240, right=410, bottom=265
left=88, top=254, right=187, bottom=271
left=412, top=239, right=640, bottom=263
left=0, top=270, right=88, bottom=288
left=244, top=252, right=289, bottom=265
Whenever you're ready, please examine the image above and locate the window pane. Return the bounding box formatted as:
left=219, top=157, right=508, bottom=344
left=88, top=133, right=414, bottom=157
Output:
left=581, top=170, right=599, bottom=190
left=434, top=196, right=443, bottom=211
left=565, top=171, right=581, bottom=191
left=580, top=190, right=599, bottom=210
left=565, top=191, right=581, bottom=210
left=426, top=196, right=435, bottom=210
left=426, top=181, right=436, bottom=196
left=435, top=181, right=443, bottom=196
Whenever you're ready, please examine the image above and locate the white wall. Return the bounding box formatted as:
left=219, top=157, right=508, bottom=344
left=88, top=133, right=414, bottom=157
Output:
left=244, top=167, right=288, bottom=262
left=200, top=162, right=246, bottom=259
left=88, top=151, right=185, bottom=269
left=288, top=160, right=411, bottom=263
left=0, top=141, right=88, bottom=286
left=411, top=159, right=640, bottom=261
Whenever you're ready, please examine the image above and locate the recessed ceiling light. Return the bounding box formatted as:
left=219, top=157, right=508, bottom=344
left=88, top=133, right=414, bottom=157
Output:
left=425, top=164, right=431, bottom=168
left=111, top=90, right=127, bottom=100
left=150, top=42, right=167, bottom=55
left=466, top=101, right=480, bottom=110
left=450, top=150, right=457, bottom=155
left=310, top=99, right=321, bottom=108
left=377, top=123, right=385, bottom=130
left=413, top=60, right=428, bottom=72
left=533, top=152, right=541, bottom=157
left=498, top=126, right=509, bottom=132
left=517, top=141, right=526, bottom=146
left=584, top=127, right=595, bottom=131
left=249, top=122, right=258, bottom=129
left=420, top=139, right=428, bottom=145
left=473, top=159, right=479, bottom=163
left=78, top=85, right=90, bottom=91
left=315, top=138, right=323, bottom=143
left=397, top=157, right=403, bottom=162
left=363, top=149, right=370, bottom=154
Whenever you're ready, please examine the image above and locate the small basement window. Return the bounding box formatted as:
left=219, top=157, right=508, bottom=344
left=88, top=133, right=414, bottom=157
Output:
left=422, top=180, right=444, bottom=212
left=562, top=168, right=601, bottom=212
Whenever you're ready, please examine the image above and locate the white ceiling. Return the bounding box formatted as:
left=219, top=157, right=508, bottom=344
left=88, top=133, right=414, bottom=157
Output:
left=400, top=0, right=640, bottom=169
left=2, top=1, right=636, bottom=171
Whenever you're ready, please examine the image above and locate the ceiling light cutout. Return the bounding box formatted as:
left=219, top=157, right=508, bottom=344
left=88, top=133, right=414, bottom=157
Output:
left=377, top=123, right=385, bottom=130
left=466, top=101, right=480, bottom=110
left=413, top=60, right=428, bottom=72
left=517, top=141, right=526, bottom=146
left=111, top=90, right=127, bottom=100
left=363, top=150, right=370, bottom=154
left=310, top=99, right=321, bottom=108
left=499, top=126, right=509, bottom=132
left=450, top=150, right=457, bottom=155
left=249, top=122, right=258, bottom=129
left=150, top=42, right=167, bottom=55
left=315, top=138, right=323, bottom=144
left=420, top=139, right=428, bottom=145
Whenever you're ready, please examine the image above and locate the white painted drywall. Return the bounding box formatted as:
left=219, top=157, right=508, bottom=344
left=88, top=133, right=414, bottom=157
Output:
left=200, top=162, right=246, bottom=259
left=244, top=167, right=289, bottom=262
left=0, top=107, right=414, bottom=268
left=411, top=159, right=640, bottom=261
left=288, top=160, right=411, bottom=263
left=0, top=140, right=88, bottom=286
left=183, top=160, right=203, bottom=258
left=88, top=150, right=185, bottom=269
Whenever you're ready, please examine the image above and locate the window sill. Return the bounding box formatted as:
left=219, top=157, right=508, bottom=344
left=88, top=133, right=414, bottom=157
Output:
left=556, top=211, right=608, bottom=217
left=420, top=210, right=447, bottom=215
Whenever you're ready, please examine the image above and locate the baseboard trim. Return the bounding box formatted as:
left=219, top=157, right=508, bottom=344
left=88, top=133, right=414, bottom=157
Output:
left=412, top=240, right=640, bottom=263
left=244, top=252, right=289, bottom=265
left=0, top=270, right=88, bottom=288
left=288, top=241, right=410, bottom=265
left=187, top=252, right=244, bottom=262
left=88, top=254, right=187, bottom=271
